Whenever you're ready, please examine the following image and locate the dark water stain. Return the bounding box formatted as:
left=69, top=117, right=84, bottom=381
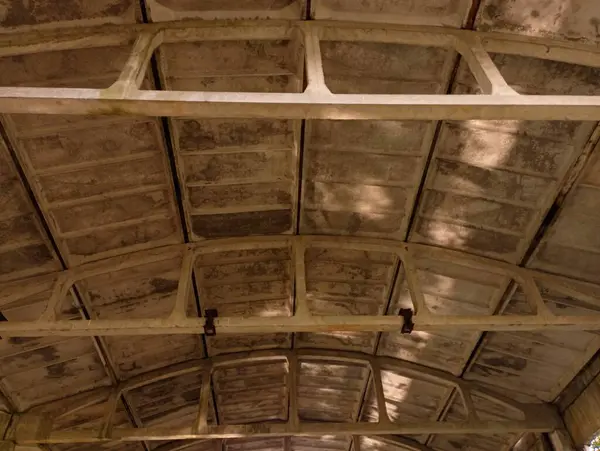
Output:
left=347, top=213, right=362, bottom=234
left=2, top=0, right=131, bottom=26
left=2, top=345, right=62, bottom=373
left=150, top=277, right=179, bottom=294
left=144, top=404, right=181, bottom=423
left=103, top=0, right=132, bottom=17
left=179, top=119, right=289, bottom=151
left=88, top=291, right=102, bottom=302
left=481, top=355, right=527, bottom=371
left=3, top=0, right=39, bottom=26
left=0, top=244, right=54, bottom=275
left=591, top=17, right=600, bottom=37
left=118, top=361, right=141, bottom=375
left=484, top=3, right=500, bottom=20
left=3, top=0, right=80, bottom=25
left=448, top=440, right=463, bottom=450
left=196, top=157, right=220, bottom=182
left=192, top=210, right=291, bottom=238
left=181, top=389, right=200, bottom=403
left=46, top=361, right=73, bottom=378
left=8, top=337, right=37, bottom=345
left=32, top=345, right=61, bottom=362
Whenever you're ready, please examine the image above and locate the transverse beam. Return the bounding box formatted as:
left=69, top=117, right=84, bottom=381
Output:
left=1, top=237, right=600, bottom=337
left=0, top=21, right=599, bottom=120
left=9, top=349, right=561, bottom=446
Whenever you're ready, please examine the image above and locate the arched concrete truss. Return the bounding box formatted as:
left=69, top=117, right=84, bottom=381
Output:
left=2, top=349, right=560, bottom=448
left=1, top=236, right=600, bottom=337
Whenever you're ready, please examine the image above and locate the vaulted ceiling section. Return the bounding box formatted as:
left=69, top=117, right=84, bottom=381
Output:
left=1, top=2, right=600, bottom=451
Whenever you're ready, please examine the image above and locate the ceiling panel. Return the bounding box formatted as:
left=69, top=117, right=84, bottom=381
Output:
left=0, top=44, right=183, bottom=266
left=529, top=145, right=600, bottom=283
left=378, top=257, right=508, bottom=375
left=2, top=2, right=600, bottom=450
left=226, top=437, right=285, bottom=451
left=32, top=389, right=144, bottom=451
left=475, top=0, right=600, bottom=44
left=195, top=242, right=293, bottom=356
left=464, top=282, right=600, bottom=402
left=311, top=0, right=472, bottom=27
left=358, top=436, right=430, bottom=451
left=146, top=0, right=306, bottom=21
left=410, top=56, right=600, bottom=262
left=0, top=277, right=111, bottom=411
left=300, top=41, right=456, bottom=239
left=0, top=0, right=138, bottom=31
left=361, top=366, right=452, bottom=445
left=0, top=138, right=60, bottom=282
left=157, top=35, right=303, bottom=240
left=76, top=251, right=203, bottom=380
left=291, top=436, right=350, bottom=451
left=298, top=358, right=368, bottom=422
left=429, top=391, right=523, bottom=451
left=152, top=441, right=220, bottom=451
left=127, top=369, right=216, bottom=450
left=213, top=359, right=288, bottom=424
left=296, top=245, right=399, bottom=353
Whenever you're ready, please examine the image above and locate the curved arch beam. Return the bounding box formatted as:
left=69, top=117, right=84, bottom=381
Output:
left=11, top=349, right=559, bottom=446
left=0, top=21, right=599, bottom=120
left=1, top=236, right=599, bottom=337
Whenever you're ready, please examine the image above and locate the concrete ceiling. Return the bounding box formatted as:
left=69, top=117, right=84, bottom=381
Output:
left=1, top=1, right=600, bottom=451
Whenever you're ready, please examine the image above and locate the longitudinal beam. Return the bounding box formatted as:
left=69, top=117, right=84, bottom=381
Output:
left=0, top=20, right=599, bottom=120
left=1, top=88, right=599, bottom=121
left=1, top=314, right=600, bottom=337
left=14, top=420, right=554, bottom=443
left=7, top=349, right=560, bottom=446
left=1, top=236, right=600, bottom=336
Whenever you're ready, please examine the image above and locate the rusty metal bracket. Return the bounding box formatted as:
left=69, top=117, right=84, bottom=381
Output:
left=204, top=309, right=218, bottom=336
left=399, top=308, right=414, bottom=334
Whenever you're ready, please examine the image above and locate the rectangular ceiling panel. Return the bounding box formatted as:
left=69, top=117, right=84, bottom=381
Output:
left=311, top=0, right=472, bottom=27
left=296, top=245, right=399, bottom=353
left=157, top=35, right=303, bottom=240
left=195, top=242, right=293, bottom=356
left=33, top=389, right=144, bottom=451
left=410, top=55, right=600, bottom=262
left=378, top=257, right=509, bottom=376
left=529, top=145, right=600, bottom=283
left=75, top=251, right=204, bottom=380
left=0, top=138, right=60, bottom=282
left=463, top=282, right=600, bottom=403
left=213, top=359, right=288, bottom=424
left=0, top=44, right=183, bottom=266
left=298, top=358, right=368, bottom=423
left=0, top=276, right=112, bottom=411
left=127, top=369, right=216, bottom=450
left=361, top=368, right=452, bottom=440
left=300, top=42, right=456, bottom=239
left=475, top=0, right=600, bottom=44
left=0, top=0, right=138, bottom=31
left=146, top=0, right=306, bottom=20
left=429, top=392, right=523, bottom=451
